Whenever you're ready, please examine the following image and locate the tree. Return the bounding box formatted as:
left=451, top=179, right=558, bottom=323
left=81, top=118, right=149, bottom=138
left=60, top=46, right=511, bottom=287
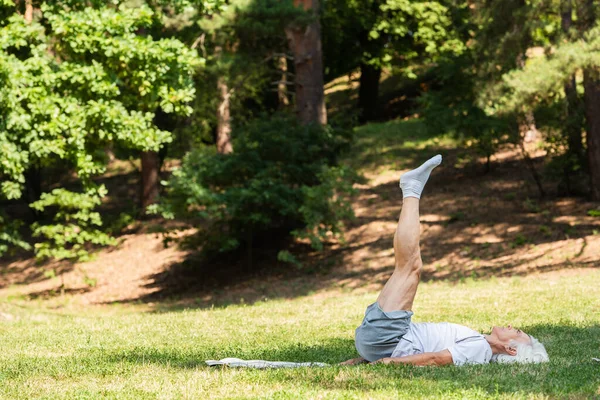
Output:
left=322, top=0, right=465, bottom=122
left=0, top=3, right=200, bottom=259
left=482, top=0, right=600, bottom=199
left=160, top=0, right=298, bottom=155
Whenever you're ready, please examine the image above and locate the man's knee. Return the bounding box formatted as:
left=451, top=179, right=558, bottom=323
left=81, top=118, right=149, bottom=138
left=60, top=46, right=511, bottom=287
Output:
left=395, top=250, right=422, bottom=272
left=395, top=257, right=422, bottom=275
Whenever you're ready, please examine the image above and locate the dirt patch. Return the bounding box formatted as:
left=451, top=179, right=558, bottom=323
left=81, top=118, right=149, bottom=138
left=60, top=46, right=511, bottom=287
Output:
left=0, top=231, right=192, bottom=304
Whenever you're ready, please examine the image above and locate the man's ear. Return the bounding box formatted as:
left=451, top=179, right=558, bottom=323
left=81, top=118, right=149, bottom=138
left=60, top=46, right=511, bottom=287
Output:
left=505, top=345, right=517, bottom=356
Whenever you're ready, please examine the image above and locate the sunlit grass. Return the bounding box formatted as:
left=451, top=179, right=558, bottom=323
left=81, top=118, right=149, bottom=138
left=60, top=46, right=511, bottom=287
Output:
left=1, top=117, right=597, bottom=398
left=1, top=270, right=599, bottom=399
left=345, top=119, right=459, bottom=174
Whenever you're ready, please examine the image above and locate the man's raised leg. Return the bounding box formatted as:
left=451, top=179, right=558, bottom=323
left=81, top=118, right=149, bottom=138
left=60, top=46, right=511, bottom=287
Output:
left=377, top=155, right=441, bottom=312
left=352, top=155, right=442, bottom=362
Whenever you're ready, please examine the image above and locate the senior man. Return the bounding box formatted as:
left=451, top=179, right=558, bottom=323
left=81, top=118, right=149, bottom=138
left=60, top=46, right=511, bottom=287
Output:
left=343, top=155, right=548, bottom=366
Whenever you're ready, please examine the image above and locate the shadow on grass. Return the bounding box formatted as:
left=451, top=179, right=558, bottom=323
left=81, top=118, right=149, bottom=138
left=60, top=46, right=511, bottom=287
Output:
left=99, top=337, right=355, bottom=369
left=24, top=286, right=92, bottom=300
left=0, top=258, right=77, bottom=289
left=113, top=238, right=344, bottom=309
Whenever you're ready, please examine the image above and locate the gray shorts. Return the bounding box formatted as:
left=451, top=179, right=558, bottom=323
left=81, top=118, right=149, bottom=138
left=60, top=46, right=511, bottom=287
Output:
left=354, top=302, right=413, bottom=362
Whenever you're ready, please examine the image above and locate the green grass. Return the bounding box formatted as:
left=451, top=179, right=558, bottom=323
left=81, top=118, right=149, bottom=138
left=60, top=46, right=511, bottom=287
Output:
left=1, top=271, right=599, bottom=399
left=1, top=117, right=598, bottom=398
left=345, top=119, right=459, bottom=174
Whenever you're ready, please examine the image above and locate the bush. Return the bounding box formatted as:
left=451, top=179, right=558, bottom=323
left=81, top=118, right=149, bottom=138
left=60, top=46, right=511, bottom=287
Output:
left=158, top=113, right=358, bottom=263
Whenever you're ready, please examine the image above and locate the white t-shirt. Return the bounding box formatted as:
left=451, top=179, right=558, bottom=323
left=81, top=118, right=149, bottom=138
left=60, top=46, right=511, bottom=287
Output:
left=391, top=322, right=492, bottom=365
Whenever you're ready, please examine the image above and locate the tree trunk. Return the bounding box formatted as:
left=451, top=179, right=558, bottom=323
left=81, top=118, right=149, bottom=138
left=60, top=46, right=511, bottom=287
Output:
left=277, top=55, right=290, bottom=109
left=562, top=0, right=583, bottom=160
left=216, top=75, right=233, bottom=154
left=152, top=107, right=174, bottom=166
left=285, top=0, right=327, bottom=126
left=562, top=73, right=579, bottom=195
left=105, top=145, right=116, bottom=164
left=358, top=62, right=382, bottom=123
left=577, top=0, right=600, bottom=199
left=515, top=55, right=545, bottom=197
left=583, top=69, right=600, bottom=200
left=140, top=151, right=160, bottom=212
left=560, top=0, right=584, bottom=193
left=517, top=114, right=546, bottom=198
left=564, top=75, right=582, bottom=159
left=24, top=0, right=33, bottom=23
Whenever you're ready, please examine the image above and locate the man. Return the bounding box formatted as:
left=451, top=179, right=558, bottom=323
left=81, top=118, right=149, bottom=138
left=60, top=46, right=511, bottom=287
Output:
left=343, top=155, right=549, bottom=366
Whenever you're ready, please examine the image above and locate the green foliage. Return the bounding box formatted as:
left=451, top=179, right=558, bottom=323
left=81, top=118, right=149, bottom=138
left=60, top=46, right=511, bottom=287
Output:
left=30, top=185, right=117, bottom=261
left=388, top=1, right=527, bottom=160
left=587, top=209, right=600, bottom=217
left=511, top=233, right=529, bottom=248
left=160, top=113, right=357, bottom=260
left=492, top=27, right=600, bottom=115
left=0, top=3, right=199, bottom=260
left=419, top=0, right=577, bottom=168
left=294, top=166, right=356, bottom=251
left=156, top=0, right=309, bottom=155
left=522, top=197, right=541, bottom=213
left=0, top=214, right=31, bottom=257
left=148, top=0, right=226, bottom=14
left=177, top=0, right=308, bottom=152
left=276, top=249, right=301, bottom=267
left=40, top=0, right=226, bottom=14
left=539, top=225, right=552, bottom=237
left=322, top=0, right=466, bottom=80
left=479, top=20, right=600, bottom=183
left=420, top=54, right=514, bottom=160
left=46, top=4, right=201, bottom=114
left=375, top=0, right=466, bottom=63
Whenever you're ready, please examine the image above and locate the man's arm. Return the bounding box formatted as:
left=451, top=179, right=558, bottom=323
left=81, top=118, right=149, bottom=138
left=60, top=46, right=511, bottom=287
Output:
left=373, top=350, right=453, bottom=366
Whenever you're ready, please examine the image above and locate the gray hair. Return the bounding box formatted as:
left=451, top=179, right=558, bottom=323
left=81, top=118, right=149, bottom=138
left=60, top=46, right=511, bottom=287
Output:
left=491, top=335, right=549, bottom=364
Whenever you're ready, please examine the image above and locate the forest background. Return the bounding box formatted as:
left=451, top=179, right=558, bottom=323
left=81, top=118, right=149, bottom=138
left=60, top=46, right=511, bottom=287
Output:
left=1, top=0, right=599, bottom=269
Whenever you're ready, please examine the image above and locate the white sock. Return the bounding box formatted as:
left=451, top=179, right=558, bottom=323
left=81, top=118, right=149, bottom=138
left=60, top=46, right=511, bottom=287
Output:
left=399, top=154, right=442, bottom=199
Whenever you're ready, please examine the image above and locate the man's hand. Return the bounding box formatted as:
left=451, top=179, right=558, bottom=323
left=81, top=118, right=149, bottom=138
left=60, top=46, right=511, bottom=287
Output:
left=339, top=357, right=367, bottom=365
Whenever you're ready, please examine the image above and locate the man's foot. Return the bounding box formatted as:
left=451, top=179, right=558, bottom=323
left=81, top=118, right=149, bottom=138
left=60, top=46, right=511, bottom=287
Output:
left=399, top=154, right=442, bottom=199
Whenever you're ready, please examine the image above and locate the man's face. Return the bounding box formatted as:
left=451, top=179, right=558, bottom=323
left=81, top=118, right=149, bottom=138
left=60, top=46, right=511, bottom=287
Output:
left=491, top=325, right=531, bottom=345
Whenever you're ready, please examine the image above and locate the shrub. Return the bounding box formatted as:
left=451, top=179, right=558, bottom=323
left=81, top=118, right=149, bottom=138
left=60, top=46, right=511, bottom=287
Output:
left=158, top=113, right=358, bottom=263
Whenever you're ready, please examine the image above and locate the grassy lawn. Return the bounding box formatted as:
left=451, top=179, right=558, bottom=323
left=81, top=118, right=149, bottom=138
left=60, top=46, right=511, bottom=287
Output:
left=1, top=270, right=599, bottom=399
left=1, top=118, right=599, bottom=399
left=344, top=118, right=459, bottom=175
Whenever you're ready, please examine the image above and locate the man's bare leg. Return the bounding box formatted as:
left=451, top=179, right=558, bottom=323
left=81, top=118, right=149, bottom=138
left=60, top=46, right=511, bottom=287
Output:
left=377, top=154, right=441, bottom=312
left=376, top=197, right=422, bottom=312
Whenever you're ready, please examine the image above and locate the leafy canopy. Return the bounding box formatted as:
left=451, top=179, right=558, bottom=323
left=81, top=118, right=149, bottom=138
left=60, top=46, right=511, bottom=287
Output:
left=0, top=3, right=200, bottom=260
